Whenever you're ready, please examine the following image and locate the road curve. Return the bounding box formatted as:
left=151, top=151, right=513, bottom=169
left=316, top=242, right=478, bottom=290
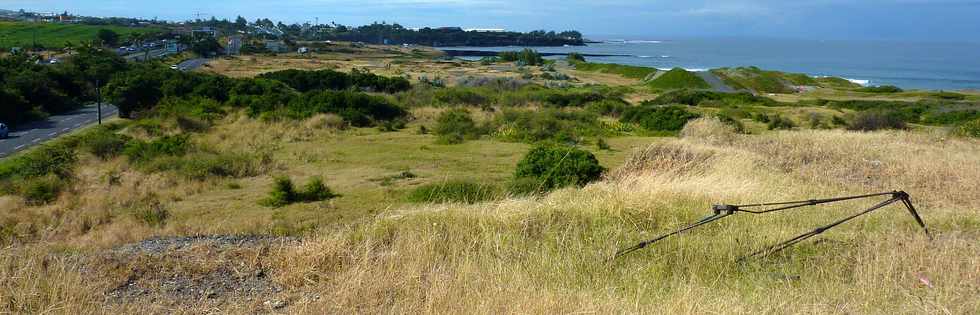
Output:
left=695, top=71, right=736, bottom=93
left=0, top=105, right=118, bottom=159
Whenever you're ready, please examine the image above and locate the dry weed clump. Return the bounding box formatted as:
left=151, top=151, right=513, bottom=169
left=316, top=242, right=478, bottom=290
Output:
left=302, top=113, right=348, bottom=131
left=680, top=117, right=737, bottom=145
left=609, top=142, right=716, bottom=181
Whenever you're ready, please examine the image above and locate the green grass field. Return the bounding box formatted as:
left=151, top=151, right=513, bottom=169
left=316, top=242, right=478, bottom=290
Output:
left=0, top=21, right=162, bottom=49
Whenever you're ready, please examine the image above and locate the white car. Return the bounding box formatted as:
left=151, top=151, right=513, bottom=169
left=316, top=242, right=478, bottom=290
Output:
left=170, top=65, right=180, bottom=70
left=0, top=123, right=8, bottom=139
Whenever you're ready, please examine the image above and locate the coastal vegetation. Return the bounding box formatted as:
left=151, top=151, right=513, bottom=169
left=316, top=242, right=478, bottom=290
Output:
left=572, top=61, right=658, bottom=80
left=647, top=68, right=710, bottom=90
left=712, top=66, right=862, bottom=93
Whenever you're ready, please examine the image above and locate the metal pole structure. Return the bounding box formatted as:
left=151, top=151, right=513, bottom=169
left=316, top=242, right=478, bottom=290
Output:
left=96, top=79, right=102, bottom=125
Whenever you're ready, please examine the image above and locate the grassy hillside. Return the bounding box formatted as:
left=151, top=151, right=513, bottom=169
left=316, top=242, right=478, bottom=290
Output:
left=712, top=67, right=861, bottom=93
left=2, top=123, right=977, bottom=313
left=648, top=68, right=710, bottom=90
left=572, top=61, right=658, bottom=80
left=1, top=50, right=979, bottom=313
left=0, top=21, right=162, bottom=49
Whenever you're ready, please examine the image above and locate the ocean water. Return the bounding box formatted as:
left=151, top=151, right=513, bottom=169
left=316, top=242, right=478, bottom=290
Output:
left=445, top=38, right=980, bottom=91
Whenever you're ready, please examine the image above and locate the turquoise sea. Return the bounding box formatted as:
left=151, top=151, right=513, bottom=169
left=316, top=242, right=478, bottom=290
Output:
left=446, top=38, right=980, bottom=91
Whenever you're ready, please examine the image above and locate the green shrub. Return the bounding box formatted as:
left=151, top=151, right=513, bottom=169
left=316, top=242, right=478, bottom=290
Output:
left=21, top=175, right=65, bottom=205
left=260, top=176, right=337, bottom=207
left=858, top=85, right=903, bottom=93
left=499, top=49, right=544, bottom=66
left=261, top=176, right=299, bottom=207
left=715, top=114, right=747, bottom=133
left=282, top=90, right=407, bottom=127
left=847, top=112, right=908, bottom=131
left=123, top=135, right=191, bottom=163
left=648, top=90, right=778, bottom=107
left=434, top=88, right=490, bottom=106
left=494, top=109, right=603, bottom=143
left=766, top=115, right=797, bottom=130
left=922, top=110, right=980, bottom=125
left=407, top=180, right=499, bottom=204
left=648, top=68, right=710, bottom=90
left=514, top=145, right=605, bottom=191
left=435, top=108, right=484, bottom=144
left=585, top=99, right=629, bottom=117
left=620, top=105, right=701, bottom=132
left=79, top=127, right=131, bottom=160
left=0, top=143, right=77, bottom=180
left=566, top=52, right=586, bottom=63
left=133, top=202, right=169, bottom=227
left=301, top=177, right=337, bottom=202
left=955, top=118, right=980, bottom=138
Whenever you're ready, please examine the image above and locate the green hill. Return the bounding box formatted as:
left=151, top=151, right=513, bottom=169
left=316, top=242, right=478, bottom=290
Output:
left=573, top=61, right=658, bottom=80
left=0, top=21, right=162, bottom=49
left=711, top=66, right=860, bottom=93
left=648, top=68, right=711, bottom=90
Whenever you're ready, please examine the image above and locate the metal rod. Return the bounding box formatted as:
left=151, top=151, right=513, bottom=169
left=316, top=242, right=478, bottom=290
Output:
left=614, top=212, right=733, bottom=259
left=612, top=191, right=932, bottom=261
left=739, top=196, right=902, bottom=260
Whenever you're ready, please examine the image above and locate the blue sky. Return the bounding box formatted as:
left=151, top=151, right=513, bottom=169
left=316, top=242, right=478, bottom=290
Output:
left=3, top=0, right=979, bottom=41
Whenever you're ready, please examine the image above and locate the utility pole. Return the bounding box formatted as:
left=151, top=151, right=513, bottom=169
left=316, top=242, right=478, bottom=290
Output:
left=96, top=79, right=102, bottom=125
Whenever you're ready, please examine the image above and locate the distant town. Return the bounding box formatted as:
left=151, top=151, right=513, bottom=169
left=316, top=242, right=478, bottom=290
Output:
left=0, top=8, right=585, bottom=59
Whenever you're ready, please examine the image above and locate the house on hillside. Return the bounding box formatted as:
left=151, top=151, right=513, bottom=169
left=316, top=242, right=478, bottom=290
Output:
left=192, top=27, right=218, bottom=38
left=226, top=35, right=243, bottom=55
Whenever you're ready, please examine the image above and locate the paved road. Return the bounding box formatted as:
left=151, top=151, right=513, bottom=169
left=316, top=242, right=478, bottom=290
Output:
left=695, top=71, right=736, bottom=93
left=0, top=105, right=118, bottom=158
left=178, top=58, right=209, bottom=71
left=124, top=48, right=169, bottom=62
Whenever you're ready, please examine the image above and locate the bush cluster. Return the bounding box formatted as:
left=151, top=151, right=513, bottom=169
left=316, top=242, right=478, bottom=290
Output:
left=648, top=89, right=777, bottom=107
left=257, top=68, right=410, bottom=93
left=620, top=105, right=701, bottom=132
left=494, top=109, right=604, bottom=143
left=847, top=111, right=908, bottom=131
left=261, top=176, right=337, bottom=207
left=123, top=135, right=191, bottom=163
left=514, top=145, right=605, bottom=192
left=106, top=64, right=410, bottom=127
left=434, top=108, right=486, bottom=144
left=499, top=49, right=544, bottom=66
left=858, top=85, right=904, bottom=93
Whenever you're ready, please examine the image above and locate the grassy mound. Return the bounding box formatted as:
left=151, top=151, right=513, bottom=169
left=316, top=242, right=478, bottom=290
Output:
left=573, top=62, right=658, bottom=80
left=712, top=66, right=860, bottom=93
left=647, top=68, right=710, bottom=90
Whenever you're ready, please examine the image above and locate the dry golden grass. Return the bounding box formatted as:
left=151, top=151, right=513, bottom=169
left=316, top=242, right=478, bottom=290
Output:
left=52, top=130, right=980, bottom=312
left=256, top=130, right=979, bottom=314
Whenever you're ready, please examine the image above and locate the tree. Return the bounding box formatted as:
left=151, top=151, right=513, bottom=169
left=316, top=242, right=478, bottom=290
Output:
left=191, top=37, right=222, bottom=56
left=106, top=68, right=164, bottom=118
left=235, top=16, right=248, bottom=30
left=96, top=29, right=119, bottom=46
